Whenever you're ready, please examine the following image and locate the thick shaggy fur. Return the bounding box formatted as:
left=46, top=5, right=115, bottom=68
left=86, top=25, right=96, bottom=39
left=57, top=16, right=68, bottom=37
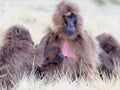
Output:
left=98, top=51, right=114, bottom=78
left=96, top=33, right=120, bottom=75
left=35, top=34, right=50, bottom=68
left=0, top=25, right=35, bottom=87
left=35, top=35, right=64, bottom=78
left=37, top=1, right=100, bottom=79
left=41, top=45, right=64, bottom=77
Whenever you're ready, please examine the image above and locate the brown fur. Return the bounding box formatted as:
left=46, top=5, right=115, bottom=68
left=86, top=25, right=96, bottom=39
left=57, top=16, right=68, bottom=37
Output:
left=36, top=1, right=100, bottom=79
left=35, top=34, right=51, bottom=78
left=35, top=35, right=64, bottom=78
left=40, top=45, right=64, bottom=77
left=98, top=51, right=114, bottom=78
left=96, top=33, right=120, bottom=75
left=44, top=45, right=63, bottom=64
left=0, top=25, right=35, bottom=87
left=35, top=34, right=50, bottom=68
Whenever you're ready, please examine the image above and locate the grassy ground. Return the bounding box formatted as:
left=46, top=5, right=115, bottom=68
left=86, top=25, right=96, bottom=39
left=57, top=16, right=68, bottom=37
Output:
left=0, top=0, right=120, bottom=90
left=9, top=74, right=120, bottom=90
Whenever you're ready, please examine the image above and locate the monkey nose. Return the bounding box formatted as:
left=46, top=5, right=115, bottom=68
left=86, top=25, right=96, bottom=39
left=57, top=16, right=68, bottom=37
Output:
left=69, top=25, right=74, bottom=28
left=57, top=53, right=64, bottom=60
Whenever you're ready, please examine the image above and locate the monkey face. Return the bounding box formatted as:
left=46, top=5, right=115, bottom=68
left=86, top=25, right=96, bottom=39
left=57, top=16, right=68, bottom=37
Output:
left=5, top=25, right=34, bottom=45
left=52, top=2, right=83, bottom=39
left=96, top=33, right=118, bottom=53
left=63, top=12, right=77, bottom=36
left=44, top=45, right=64, bottom=64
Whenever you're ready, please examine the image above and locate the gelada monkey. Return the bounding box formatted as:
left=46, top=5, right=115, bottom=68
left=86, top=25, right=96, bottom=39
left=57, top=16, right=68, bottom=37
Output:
left=36, top=1, right=100, bottom=79
left=0, top=25, right=35, bottom=87
left=96, top=33, right=120, bottom=77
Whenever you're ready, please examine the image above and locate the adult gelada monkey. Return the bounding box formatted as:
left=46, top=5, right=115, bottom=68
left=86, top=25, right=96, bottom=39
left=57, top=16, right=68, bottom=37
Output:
left=36, top=0, right=100, bottom=79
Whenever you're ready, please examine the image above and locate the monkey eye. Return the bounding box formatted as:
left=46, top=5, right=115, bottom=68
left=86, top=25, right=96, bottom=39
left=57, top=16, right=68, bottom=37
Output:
left=14, top=28, right=20, bottom=36
left=109, top=36, right=112, bottom=41
left=46, top=57, right=49, bottom=61
left=74, top=18, right=77, bottom=24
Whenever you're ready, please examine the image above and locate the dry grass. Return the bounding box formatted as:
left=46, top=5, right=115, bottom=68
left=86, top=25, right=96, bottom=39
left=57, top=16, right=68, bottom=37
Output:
left=6, top=74, right=120, bottom=90
left=0, top=0, right=120, bottom=90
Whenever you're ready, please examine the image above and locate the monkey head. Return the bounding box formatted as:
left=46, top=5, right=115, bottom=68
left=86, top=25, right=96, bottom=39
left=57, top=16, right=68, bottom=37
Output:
left=96, top=33, right=119, bottom=53
left=4, top=25, right=34, bottom=45
left=44, top=45, right=64, bottom=65
left=52, top=1, right=83, bottom=39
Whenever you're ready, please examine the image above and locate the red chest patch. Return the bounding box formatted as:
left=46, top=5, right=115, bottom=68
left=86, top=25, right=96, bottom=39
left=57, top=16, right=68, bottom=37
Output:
left=61, top=41, right=73, bottom=58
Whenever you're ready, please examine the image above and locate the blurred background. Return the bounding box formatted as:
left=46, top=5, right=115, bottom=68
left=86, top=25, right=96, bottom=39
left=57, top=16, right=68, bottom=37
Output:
left=0, top=0, right=120, bottom=44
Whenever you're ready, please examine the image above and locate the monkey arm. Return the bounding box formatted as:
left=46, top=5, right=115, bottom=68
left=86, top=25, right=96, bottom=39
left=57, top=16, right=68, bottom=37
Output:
left=38, top=33, right=50, bottom=51
left=35, top=34, right=50, bottom=67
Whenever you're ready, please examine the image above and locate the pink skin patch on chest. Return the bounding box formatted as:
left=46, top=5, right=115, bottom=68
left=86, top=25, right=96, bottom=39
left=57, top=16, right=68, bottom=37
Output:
left=61, top=41, right=73, bottom=58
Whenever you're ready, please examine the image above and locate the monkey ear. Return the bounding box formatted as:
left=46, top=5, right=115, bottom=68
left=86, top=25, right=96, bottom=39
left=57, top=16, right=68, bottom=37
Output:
left=14, top=28, right=20, bottom=36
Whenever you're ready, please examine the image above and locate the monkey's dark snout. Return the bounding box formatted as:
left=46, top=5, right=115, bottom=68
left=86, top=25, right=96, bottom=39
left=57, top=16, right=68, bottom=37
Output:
left=64, top=16, right=76, bottom=36
left=65, top=28, right=75, bottom=36
left=57, top=53, right=64, bottom=60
